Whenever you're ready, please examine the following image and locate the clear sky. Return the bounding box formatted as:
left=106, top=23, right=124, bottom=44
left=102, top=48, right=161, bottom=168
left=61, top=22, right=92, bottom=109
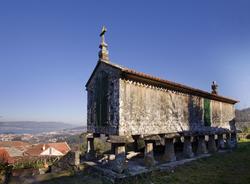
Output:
left=0, top=0, right=250, bottom=125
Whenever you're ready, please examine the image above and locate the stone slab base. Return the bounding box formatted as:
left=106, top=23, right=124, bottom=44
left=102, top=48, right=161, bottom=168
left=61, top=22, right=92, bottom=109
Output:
left=83, top=150, right=229, bottom=184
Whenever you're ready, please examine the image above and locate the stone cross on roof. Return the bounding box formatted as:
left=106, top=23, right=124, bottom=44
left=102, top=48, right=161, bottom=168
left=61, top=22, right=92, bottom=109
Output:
left=98, top=26, right=109, bottom=62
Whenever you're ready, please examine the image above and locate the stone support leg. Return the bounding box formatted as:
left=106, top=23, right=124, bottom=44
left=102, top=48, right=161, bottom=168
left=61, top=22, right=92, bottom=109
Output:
left=110, top=143, right=126, bottom=173
left=183, top=136, right=194, bottom=158
left=217, top=134, right=225, bottom=150
left=163, top=138, right=176, bottom=162
left=231, top=133, right=238, bottom=148
left=144, top=141, right=155, bottom=167
left=197, top=135, right=208, bottom=155
left=225, top=133, right=232, bottom=149
left=208, top=135, right=217, bottom=153
left=86, top=137, right=95, bottom=160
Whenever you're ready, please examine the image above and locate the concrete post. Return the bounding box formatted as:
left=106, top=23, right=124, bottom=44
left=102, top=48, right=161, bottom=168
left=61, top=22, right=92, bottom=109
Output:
left=217, top=134, right=225, bottom=150
left=197, top=135, right=208, bottom=155
left=208, top=135, right=217, bottom=153
left=144, top=141, right=155, bottom=167
left=183, top=136, right=194, bottom=158
left=163, top=138, right=176, bottom=162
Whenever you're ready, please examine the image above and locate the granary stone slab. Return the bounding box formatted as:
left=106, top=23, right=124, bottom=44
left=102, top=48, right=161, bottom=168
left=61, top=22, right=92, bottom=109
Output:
left=164, top=132, right=181, bottom=139
left=107, top=135, right=134, bottom=144
left=142, top=134, right=162, bottom=141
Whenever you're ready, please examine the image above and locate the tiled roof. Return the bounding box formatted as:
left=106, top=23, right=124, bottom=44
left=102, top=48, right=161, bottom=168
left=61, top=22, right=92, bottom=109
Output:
left=0, top=147, right=23, bottom=157
left=0, top=148, right=14, bottom=164
left=86, top=60, right=238, bottom=104
left=0, top=141, right=31, bottom=152
left=25, top=142, right=71, bottom=156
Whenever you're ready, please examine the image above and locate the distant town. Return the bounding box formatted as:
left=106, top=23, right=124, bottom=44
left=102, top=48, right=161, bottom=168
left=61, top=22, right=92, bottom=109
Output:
left=0, top=125, right=86, bottom=143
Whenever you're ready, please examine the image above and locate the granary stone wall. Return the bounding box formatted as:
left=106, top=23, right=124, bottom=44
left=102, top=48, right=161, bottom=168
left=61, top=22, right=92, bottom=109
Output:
left=119, top=79, right=235, bottom=136
left=87, top=62, right=120, bottom=135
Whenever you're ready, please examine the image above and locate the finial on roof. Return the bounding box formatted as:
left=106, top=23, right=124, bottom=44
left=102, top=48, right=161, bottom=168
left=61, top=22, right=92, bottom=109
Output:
left=211, top=81, right=218, bottom=95
left=98, top=26, right=109, bottom=62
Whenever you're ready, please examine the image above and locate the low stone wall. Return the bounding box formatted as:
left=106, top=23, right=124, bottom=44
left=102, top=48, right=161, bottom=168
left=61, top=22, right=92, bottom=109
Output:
left=51, top=151, right=81, bottom=173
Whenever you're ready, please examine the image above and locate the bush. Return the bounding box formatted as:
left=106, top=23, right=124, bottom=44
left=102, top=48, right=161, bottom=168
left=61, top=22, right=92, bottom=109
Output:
left=246, top=134, right=250, bottom=139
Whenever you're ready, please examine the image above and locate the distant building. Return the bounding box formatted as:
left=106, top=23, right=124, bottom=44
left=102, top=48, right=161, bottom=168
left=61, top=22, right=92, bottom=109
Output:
left=0, top=148, right=14, bottom=164
left=0, top=141, right=31, bottom=152
left=25, top=142, right=71, bottom=157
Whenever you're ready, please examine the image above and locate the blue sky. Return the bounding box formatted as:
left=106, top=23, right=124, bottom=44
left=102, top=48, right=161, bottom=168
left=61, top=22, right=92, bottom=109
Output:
left=0, top=0, right=250, bottom=124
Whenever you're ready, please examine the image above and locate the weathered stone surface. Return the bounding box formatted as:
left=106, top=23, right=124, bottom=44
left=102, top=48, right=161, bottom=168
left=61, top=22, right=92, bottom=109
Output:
left=183, top=136, right=194, bottom=158
left=208, top=135, right=217, bottom=153
left=51, top=151, right=80, bottom=173
left=164, top=132, right=180, bottom=139
left=86, top=61, right=236, bottom=137
left=144, top=142, right=155, bottom=167
left=231, top=133, right=238, bottom=148
left=225, top=133, right=233, bottom=149
left=163, top=138, right=176, bottom=162
left=86, top=138, right=95, bottom=160
left=109, top=154, right=127, bottom=173
left=119, top=79, right=235, bottom=136
left=217, top=134, right=225, bottom=149
left=196, top=136, right=208, bottom=155
left=114, top=144, right=125, bottom=156
left=107, top=135, right=134, bottom=144
left=87, top=62, right=121, bottom=135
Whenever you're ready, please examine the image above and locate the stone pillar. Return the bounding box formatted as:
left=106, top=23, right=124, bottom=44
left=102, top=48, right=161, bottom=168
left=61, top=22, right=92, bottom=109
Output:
left=115, top=144, right=126, bottom=156
left=217, top=134, right=225, bottom=150
left=197, top=135, right=208, bottom=155
left=110, top=143, right=126, bottom=173
left=163, top=138, right=176, bottom=162
left=231, top=132, right=238, bottom=148
left=144, top=141, right=155, bottom=167
left=183, top=136, right=194, bottom=158
left=225, top=133, right=232, bottom=149
left=208, top=134, right=217, bottom=153
left=86, top=135, right=95, bottom=160
left=74, top=151, right=81, bottom=166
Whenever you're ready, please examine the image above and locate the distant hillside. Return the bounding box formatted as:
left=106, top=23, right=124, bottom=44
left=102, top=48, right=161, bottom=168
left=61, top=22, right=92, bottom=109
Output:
left=235, top=108, right=250, bottom=122
left=0, top=121, right=76, bottom=134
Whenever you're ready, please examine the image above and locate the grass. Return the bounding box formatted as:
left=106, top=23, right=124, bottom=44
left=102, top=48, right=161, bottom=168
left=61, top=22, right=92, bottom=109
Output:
left=10, top=139, right=250, bottom=184
left=116, top=139, right=250, bottom=184
left=149, top=139, right=250, bottom=184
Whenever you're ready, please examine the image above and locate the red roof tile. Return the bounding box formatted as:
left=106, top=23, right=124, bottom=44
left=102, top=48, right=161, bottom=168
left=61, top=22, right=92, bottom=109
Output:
left=0, top=148, right=14, bottom=164
left=0, top=141, right=31, bottom=152
left=25, top=142, right=71, bottom=156
left=86, top=61, right=238, bottom=104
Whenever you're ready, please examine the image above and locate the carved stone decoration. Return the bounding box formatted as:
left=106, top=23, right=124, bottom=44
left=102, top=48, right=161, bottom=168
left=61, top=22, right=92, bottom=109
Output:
left=211, top=81, right=218, bottom=95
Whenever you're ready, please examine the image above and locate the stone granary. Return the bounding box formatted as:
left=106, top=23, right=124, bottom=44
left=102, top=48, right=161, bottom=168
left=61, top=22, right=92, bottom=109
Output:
left=85, top=26, right=239, bottom=172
